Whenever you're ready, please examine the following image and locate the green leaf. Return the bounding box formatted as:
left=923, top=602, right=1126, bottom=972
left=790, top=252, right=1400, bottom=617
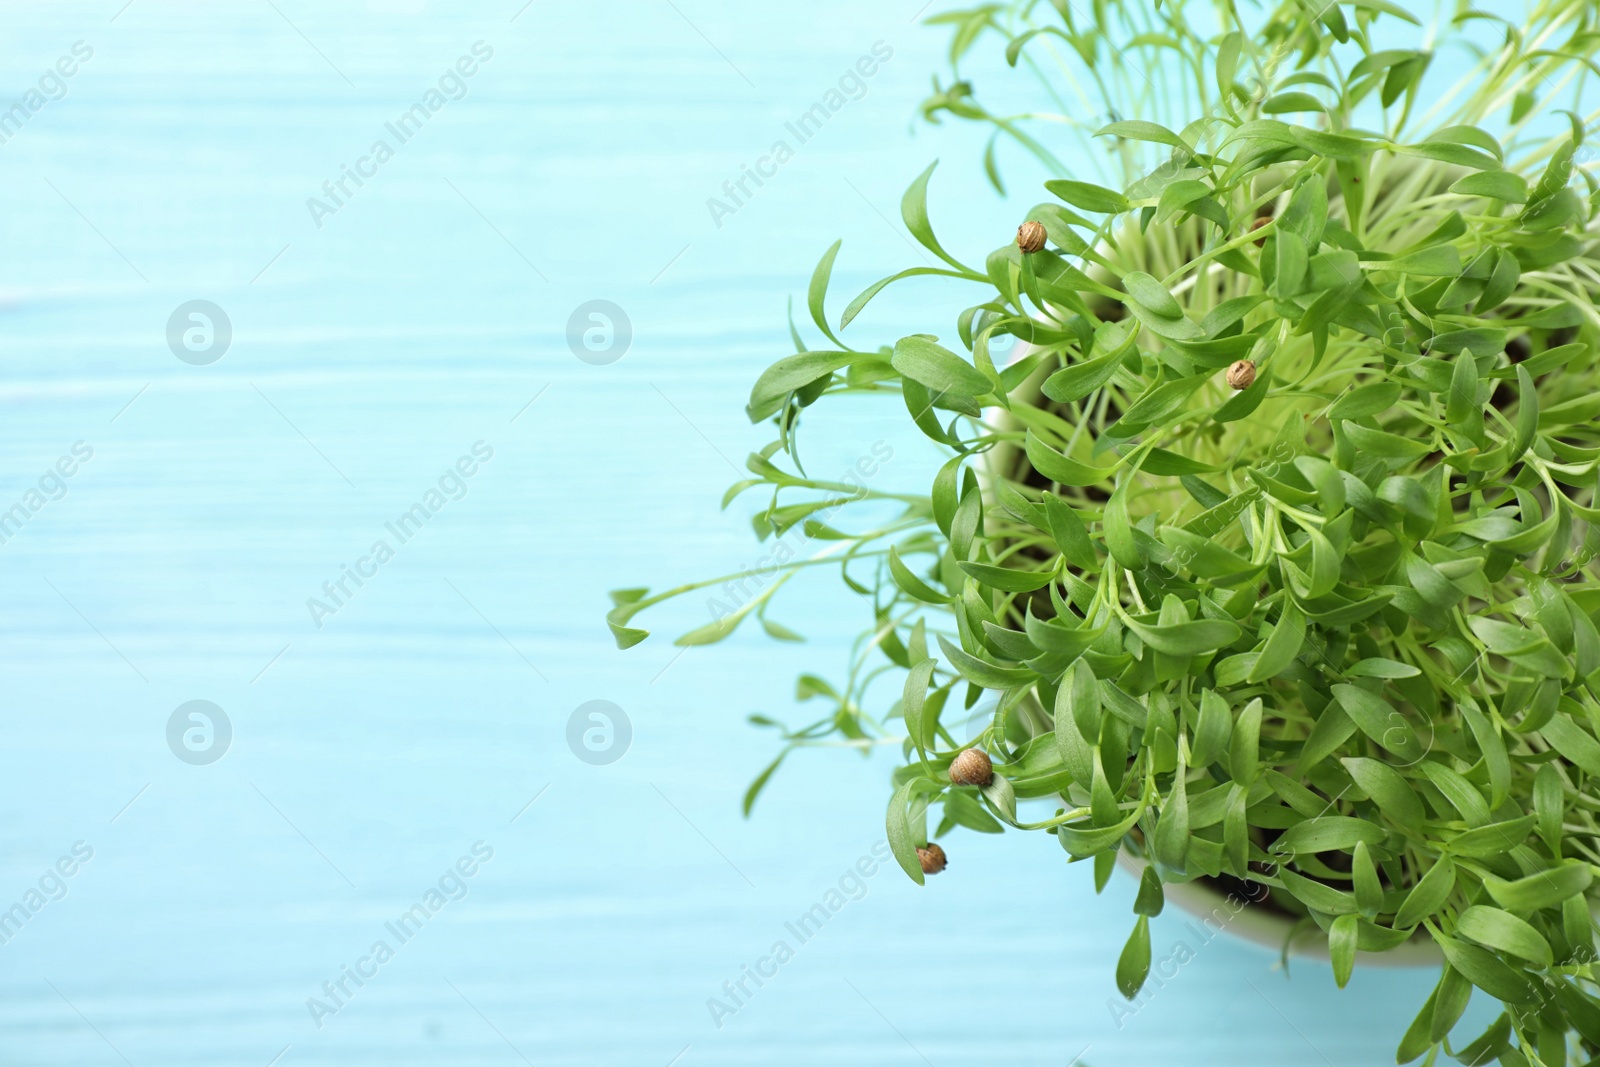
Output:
left=1397, top=142, right=1501, bottom=171
left=980, top=774, right=1017, bottom=824
left=1511, top=364, right=1538, bottom=463
left=943, top=787, right=1003, bottom=833
left=1133, top=866, right=1165, bottom=916
left=1443, top=1011, right=1509, bottom=1066
left=901, top=161, right=974, bottom=274
left=1484, top=863, right=1592, bottom=914
left=1456, top=906, right=1552, bottom=966
left=607, top=612, right=651, bottom=650
left=760, top=618, right=803, bottom=641
left=1273, top=230, right=1308, bottom=297
left=1342, top=422, right=1434, bottom=463
left=1450, top=170, right=1528, bottom=203
left=1299, top=698, right=1357, bottom=773
left=1114, top=375, right=1207, bottom=431
left=1566, top=895, right=1594, bottom=962
left=1024, top=429, right=1115, bottom=486
left=1103, top=477, right=1139, bottom=568
left=1540, top=713, right=1600, bottom=778
left=1446, top=816, right=1537, bottom=857
left=1434, top=935, right=1536, bottom=1004
left=1064, top=658, right=1102, bottom=741
left=1329, top=382, right=1401, bottom=420
left=1395, top=857, right=1454, bottom=928
left=1123, top=616, right=1242, bottom=656
left=748, top=351, right=866, bottom=421
left=892, top=335, right=992, bottom=396
left=795, top=675, right=838, bottom=701
left=1215, top=32, right=1241, bottom=101
left=1346, top=658, right=1419, bottom=679
left=1350, top=47, right=1422, bottom=79
left=1353, top=841, right=1383, bottom=919
left=1419, top=760, right=1490, bottom=826
left=1248, top=601, right=1306, bottom=682
left=1122, top=271, right=1182, bottom=318
left=957, top=560, right=1055, bottom=593
left=1293, top=126, right=1376, bottom=159
left=1480, top=248, right=1520, bottom=310
left=1430, top=965, right=1472, bottom=1044
left=888, top=545, right=952, bottom=605
left=1536, top=763, right=1564, bottom=852
left=1045, top=179, right=1130, bottom=215
left=1230, top=698, right=1262, bottom=787
left=1053, top=666, right=1095, bottom=785
left=1302, top=527, right=1340, bottom=599
left=1155, top=179, right=1212, bottom=225
left=1341, top=757, right=1425, bottom=831
left=1396, top=984, right=1440, bottom=1064
left=1445, top=350, right=1478, bottom=428
left=1214, top=367, right=1271, bottom=423
left=1025, top=608, right=1100, bottom=661
left=1191, top=689, right=1233, bottom=768
left=886, top=777, right=934, bottom=885
left=1428, top=124, right=1503, bottom=160
left=675, top=613, right=744, bottom=646
left=1379, top=244, right=1463, bottom=277
left=742, top=749, right=788, bottom=816
left=950, top=487, right=982, bottom=561
left=1275, top=816, right=1389, bottom=855
left=901, top=658, right=938, bottom=756
left=1279, top=869, right=1358, bottom=915
left=806, top=240, right=846, bottom=347
left=1041, top=348, right=1122, bottom=405
left=1152, top=753, right=1190, bottom=871
left=1555, top=979, right=1600, bottom=1043
left=1263, top=91, right=1327, bottom=114
left=1329, top=913, right=1358, bottom=988
left=938, top=635, right=1036, bottom=690
left=1331, top=683, right=1425, bottom=762
left=931, top=455, right=962, bottom=536
left=1057, top=805, right=1143, bottom=858
left=1223, top=786, right=1249, bottom=875
left=1459, top=700, right=1510, bottom=809
left=1096, top=120, right=1190, bottom=150
left=1093, top=850, right=1117, bottom=893
left=1043, top=494, right=1097, bottom=570
left=1116, top=916, right=1151, bottom=998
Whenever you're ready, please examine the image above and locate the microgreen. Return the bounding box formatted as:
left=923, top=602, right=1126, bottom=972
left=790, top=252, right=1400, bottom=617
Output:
left=613, top=1, right=1600, bottom=1058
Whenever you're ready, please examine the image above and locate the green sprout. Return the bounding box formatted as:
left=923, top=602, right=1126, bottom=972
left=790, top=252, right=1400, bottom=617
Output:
left=613, top=1, right=1600, bottom=1058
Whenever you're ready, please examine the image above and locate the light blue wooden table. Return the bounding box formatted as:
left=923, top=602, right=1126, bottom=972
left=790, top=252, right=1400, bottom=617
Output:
left=0, top=3, right=1464, bottom=1063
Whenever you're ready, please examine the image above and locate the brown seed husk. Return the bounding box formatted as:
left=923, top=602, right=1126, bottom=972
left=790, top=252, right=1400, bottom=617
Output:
left=1016, top=220, right=1047, bottom=254
left=949, top=747, right=994, bottom=787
